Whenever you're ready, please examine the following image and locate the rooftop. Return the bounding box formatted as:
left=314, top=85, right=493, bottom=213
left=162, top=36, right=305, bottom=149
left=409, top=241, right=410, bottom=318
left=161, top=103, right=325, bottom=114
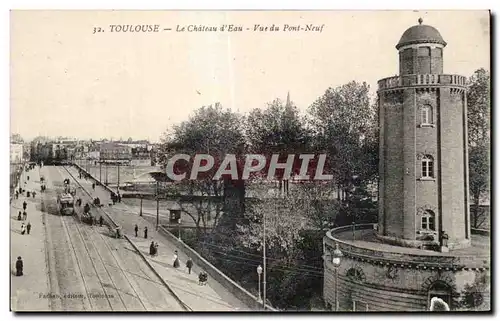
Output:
left=396, top=18, right=447, bottom=49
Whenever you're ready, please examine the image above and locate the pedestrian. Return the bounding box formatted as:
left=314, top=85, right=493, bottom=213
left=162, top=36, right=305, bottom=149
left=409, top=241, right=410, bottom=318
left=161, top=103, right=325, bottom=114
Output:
left=173, top=250, right=180, bottom=268
left=23, top=211, right=27, bottom=221
left=27, top=176, right=30, bottom=181
left=22, top=201, right=27, bottom=211
left=32, top=191, right=36, bottom=198
left=186, top=258, right=193, bottom=274
left=26, top=222, right=31, bottom=235
left=149, top=241, right=155, bottom=257
left=17, top=211, right=22, bottom=221
left=15, top=257, right=23, bottom=276
left=92, top=183, right=95, bottom=190
left=135, top=224, right=139, bottom=237
left=21, top=223, right=26, bottom=235
left=154, top=242, right=159, bottom=256
left=99, top=216, right=103, bottom=227
left=118, top=193, right=121, bottom=203
left=198, top=271, right=208, bottom=285
left=15, top=190, right=18, bottom=199
left=144, top=226, right=148, bottom=239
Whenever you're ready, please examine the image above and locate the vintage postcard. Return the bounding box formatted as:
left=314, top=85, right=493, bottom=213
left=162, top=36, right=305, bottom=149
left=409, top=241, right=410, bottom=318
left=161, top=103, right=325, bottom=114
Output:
left=9, top=10, right=491, bottom=312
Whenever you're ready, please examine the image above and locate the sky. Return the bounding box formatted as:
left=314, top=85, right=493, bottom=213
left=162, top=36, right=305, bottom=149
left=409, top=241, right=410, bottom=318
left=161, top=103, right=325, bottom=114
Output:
left=10, top=10, right=490, bottom=142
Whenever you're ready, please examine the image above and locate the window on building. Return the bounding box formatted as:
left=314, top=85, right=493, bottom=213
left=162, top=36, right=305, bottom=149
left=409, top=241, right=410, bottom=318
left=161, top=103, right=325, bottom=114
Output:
left=421, top=210, right=436, bottom=231
left=421, top=155, right=434, bottom=178
left=418, top=46, right=431, bottom=56
left=421, top=105, right=433, bottom=125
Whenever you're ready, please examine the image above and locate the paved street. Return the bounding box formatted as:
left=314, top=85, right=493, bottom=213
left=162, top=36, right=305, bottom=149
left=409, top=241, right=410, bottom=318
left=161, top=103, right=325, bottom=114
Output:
left=65, top=165, right=250, bottom=311
left=10, top=165, right=188, bottom=311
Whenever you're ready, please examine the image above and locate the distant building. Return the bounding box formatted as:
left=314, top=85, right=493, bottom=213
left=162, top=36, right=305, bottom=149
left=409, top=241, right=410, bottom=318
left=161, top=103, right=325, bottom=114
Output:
left=130, top=146, right=152, bottom=166
left=10, top=143, right=23, bottom=164
left=99, top=142, right=132, bottom=164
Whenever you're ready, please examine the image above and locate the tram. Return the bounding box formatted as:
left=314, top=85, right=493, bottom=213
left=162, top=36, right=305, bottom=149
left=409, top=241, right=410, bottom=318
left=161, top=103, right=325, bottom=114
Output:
left=57, top=192, right=75, bottom=215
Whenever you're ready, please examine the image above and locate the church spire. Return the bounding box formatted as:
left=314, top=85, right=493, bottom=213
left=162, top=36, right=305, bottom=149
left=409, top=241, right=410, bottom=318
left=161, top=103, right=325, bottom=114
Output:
left=286, top=91, right=291, bottom=107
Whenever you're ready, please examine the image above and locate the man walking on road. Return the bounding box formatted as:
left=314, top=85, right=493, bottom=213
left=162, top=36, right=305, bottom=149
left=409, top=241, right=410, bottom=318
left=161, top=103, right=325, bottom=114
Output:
left=92, top=183, right=95, bottom=190
left=144, top=226, right=148, bottom=239
left=23, top=211, right=27, bottom=221
left=186, top=258, right=193, bottom=274
left=22, top=201, right=27, bottom=211
left=26, top=222, right=31, bottom=235
left=15, top=257, right=23, bottom=276
left=99, top=216, right=103, bottom=227
left=134, top=224, right=139, bottom=237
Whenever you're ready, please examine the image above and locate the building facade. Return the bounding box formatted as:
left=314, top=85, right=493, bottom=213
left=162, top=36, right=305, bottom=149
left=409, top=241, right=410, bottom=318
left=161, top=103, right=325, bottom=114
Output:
left=10, top=143, right=23, bottom=164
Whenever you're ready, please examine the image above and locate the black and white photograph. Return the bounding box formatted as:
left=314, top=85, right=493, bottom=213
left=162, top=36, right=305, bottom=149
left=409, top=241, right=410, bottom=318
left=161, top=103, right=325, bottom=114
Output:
left=8, top=9, right=491, bottom=312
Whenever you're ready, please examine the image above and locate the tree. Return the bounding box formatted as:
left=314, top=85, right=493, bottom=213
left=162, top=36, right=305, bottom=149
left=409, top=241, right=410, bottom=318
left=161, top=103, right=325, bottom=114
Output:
left=459, top=271, right=490, bottom=311
left=159, top=103, right=245, bottom=238
left=469, top=145, right=489, bottom=228
left=308, top=81, right=377, bottom=198
left=246, top=98, right=311, bottom=155
left=467, top=69, right=490, bottom=147
left=467, top=69, right=490, bottom=228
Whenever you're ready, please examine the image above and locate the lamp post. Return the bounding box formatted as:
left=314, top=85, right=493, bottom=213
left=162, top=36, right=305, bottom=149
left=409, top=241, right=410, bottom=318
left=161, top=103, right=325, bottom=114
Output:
left=117, top=162, right=120, bottom=193
left=257, top=265, right=263, bottom=304
left=332, top=243, right=343, bottom=311
left=178, top=218, right=182, bottom=241
left=139, top=195, right=143, bottom=216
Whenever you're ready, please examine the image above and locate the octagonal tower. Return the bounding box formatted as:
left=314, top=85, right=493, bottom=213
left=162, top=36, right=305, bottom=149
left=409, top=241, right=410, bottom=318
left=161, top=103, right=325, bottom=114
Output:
left=377, top=18, right=470, bottom=250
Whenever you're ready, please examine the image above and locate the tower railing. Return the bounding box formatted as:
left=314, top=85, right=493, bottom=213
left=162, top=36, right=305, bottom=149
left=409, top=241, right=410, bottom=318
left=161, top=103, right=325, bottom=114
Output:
left=378, top=74, right=467, bottom=90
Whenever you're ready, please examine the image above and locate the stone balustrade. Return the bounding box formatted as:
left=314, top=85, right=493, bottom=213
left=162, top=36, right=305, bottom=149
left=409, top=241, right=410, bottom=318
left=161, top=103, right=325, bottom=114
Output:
left=324, top=224, right=489, bottom=270
left=378, top=74, right=467, bottom=90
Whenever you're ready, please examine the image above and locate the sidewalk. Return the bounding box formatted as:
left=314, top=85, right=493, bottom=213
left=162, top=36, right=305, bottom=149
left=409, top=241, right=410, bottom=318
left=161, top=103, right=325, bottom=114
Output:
left=10, top=167, right=51, bottom=311
left=129, top=238, right=241, bottom=311
left=66, top=165, right=250, bottom=311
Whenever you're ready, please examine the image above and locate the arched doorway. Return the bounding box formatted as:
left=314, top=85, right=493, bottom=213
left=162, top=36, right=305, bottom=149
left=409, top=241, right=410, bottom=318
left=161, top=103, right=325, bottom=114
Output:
left=428, top=281, right=452, bottom=309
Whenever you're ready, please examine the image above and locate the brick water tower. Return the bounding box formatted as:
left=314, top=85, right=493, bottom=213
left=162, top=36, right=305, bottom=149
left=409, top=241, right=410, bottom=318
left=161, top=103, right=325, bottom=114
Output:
left=377, top=18, right=470, bottom=251
left=323, top=20, right=489, bottom=312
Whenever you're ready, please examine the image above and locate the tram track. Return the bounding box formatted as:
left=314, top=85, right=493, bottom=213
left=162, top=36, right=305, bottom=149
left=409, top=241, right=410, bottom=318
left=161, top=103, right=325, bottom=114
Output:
left=54, top=166, right=116, bottom=311
left=60, top=165, right=191, bottom=311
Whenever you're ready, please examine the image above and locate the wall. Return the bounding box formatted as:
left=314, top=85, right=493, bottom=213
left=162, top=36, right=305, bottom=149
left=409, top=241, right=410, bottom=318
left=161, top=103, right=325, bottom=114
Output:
left=382, top=91, right=404, bottom=238
left=323, top=254, right=487, bottom=311
left=439, top=88, right=468, bottom=248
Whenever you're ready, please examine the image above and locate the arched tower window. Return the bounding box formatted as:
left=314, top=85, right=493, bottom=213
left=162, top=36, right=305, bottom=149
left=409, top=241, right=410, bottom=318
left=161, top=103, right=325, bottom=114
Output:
left=421, top=105, right=433, bottom=125
left=421, top=210, right=436, bottom=231
left=421, top=155, right=434, bottom=178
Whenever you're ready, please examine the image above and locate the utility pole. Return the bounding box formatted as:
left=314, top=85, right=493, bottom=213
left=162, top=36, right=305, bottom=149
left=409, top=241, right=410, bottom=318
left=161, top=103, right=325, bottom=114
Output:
left=99, top=162, right=102, bottom=182
left=117, top=162, right=120, bottom=193
left=156, top=181, right=160, bottom=230
left=262, top=197, right=268, bottom=310
left=105, top=162, right=108, bottom=185
left=262, top=203, right=268, bottom=310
